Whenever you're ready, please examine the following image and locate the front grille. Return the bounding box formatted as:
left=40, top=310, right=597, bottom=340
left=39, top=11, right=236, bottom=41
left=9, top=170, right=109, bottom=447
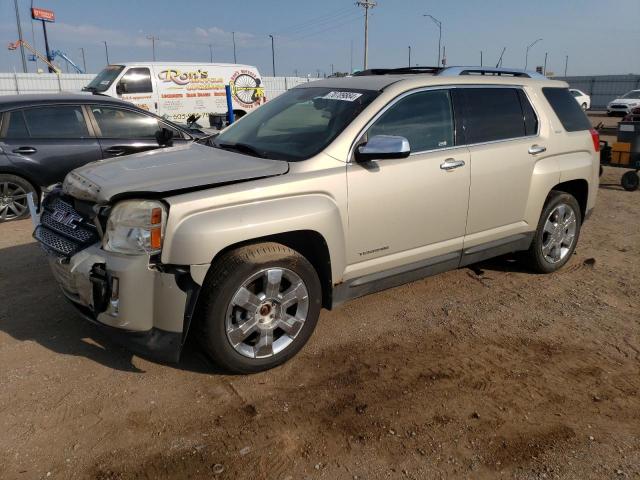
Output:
left=33, top=191, right=99, bottom=259
left=610, top=104, right=627, bottom=109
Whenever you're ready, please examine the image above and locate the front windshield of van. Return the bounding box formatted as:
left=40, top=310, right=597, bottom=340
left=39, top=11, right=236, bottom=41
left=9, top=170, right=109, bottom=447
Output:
left=214, top=87, right=379, bottom=161
left=622, top=90, right=640, bottom=99
left=83, top=65, right=125, bottom=93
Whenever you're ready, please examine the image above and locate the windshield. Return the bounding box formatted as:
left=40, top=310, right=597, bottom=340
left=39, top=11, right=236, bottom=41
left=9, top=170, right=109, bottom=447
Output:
left=622, top=90, right=640, bottom=99
left=83, top=65, right=125, bottom=92
left=214, top=87, right=379, bottom=161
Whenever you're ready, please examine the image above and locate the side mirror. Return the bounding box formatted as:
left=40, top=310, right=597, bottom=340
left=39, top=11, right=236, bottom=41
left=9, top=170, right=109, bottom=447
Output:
left=115, top=82, right=127, bottom=95
left=355, top=135, right=411, bottom=163
left=155, top=127, right=174, bottom=147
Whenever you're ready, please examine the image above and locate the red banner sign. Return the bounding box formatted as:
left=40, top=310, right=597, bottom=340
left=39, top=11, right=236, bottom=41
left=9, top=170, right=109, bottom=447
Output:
left=31, top=7, right=55, bottom=22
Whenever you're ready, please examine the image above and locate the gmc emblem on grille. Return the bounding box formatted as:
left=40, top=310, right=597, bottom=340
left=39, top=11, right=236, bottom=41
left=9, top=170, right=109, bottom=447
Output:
left=51, top=209, right=83, bottom=229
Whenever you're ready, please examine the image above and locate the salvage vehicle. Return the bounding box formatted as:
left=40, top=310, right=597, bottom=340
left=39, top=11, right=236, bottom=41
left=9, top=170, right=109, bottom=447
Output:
left=33, top=67, right=600, bottom=373
left=607, top=89, right=640, bottom=116
left=0, top=94, right=195, bottom=222
left=83, top=62, right=264, bottom=127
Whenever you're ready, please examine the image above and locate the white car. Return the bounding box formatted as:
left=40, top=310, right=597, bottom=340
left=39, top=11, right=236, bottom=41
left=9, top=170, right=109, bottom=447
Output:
left=570, top=89, right=590, bottom=110
left=607, top=89, right=640, bottom=116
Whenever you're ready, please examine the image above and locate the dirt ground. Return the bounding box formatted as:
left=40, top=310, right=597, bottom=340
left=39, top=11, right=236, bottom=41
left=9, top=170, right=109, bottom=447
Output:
left=0, top=167, right=638, bottom=480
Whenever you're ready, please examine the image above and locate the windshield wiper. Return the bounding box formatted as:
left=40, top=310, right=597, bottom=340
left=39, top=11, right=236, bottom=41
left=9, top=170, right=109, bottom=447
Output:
left=216, top=142, right=268, bottom=159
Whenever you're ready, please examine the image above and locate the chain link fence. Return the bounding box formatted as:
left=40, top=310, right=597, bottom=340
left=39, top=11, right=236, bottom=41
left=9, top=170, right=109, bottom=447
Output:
left=553, top=75, right=640, bottom=109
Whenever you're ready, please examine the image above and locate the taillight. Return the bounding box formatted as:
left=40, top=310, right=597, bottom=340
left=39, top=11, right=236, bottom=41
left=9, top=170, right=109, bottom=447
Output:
left=590, top=128, right=600, bottom=153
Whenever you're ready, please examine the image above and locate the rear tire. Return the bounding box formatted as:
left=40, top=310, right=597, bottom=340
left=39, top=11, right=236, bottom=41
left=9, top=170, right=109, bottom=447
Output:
left=524, top=191, right=582, bottom=273
left=621, top=171, right=639, bottom=191
left=0, top=174, right=36, bottom=222
left=196, top=242, right=322, bottom=374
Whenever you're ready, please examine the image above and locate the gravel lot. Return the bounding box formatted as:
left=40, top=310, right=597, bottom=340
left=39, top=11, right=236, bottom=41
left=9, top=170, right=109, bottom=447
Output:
left=0, top=166, right=638, bottom=480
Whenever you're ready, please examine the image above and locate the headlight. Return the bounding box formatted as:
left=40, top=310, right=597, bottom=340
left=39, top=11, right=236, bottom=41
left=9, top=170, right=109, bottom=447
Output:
left=103, top=200, right=167, bottom=255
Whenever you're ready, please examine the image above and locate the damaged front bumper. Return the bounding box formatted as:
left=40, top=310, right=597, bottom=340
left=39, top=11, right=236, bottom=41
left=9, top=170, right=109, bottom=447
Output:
left=47, top=245, right=199, bottom=363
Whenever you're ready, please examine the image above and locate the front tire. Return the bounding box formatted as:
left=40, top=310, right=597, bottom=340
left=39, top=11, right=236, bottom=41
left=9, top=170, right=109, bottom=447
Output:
left=197, top=242, right=322, bottom=374
left=0, top=174, right=36, bottom=222
left=524, top=191, right=582, bottom=273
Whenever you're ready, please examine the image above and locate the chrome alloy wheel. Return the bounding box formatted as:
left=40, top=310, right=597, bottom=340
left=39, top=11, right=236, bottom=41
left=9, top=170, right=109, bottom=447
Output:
left=225, top=268, right=309, bottom=359
left=0, top=181, right=29, bottom=221
left=541, top=203, right=577, bottom=264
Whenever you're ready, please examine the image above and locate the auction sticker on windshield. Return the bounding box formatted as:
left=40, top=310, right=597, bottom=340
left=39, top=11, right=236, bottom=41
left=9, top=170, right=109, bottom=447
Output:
left=322, top=91, right=363, bottom=101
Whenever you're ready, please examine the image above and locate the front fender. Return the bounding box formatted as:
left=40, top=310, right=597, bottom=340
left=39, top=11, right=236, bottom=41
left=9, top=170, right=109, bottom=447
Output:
left=161, top=194, right=346, bottom=284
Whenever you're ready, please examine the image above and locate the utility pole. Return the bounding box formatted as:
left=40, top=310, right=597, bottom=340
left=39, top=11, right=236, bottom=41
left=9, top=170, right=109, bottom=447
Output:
left=524, top=38, right=542, bottom=70
left=13, top=0, right=27, bottom=72
left=350, top=39, right=354, bottom=73
left=356, top=1, right=376, bottom=70
left=103, top=41, right=109, bottom=64
left=423, top=14, right=442, bottom=67
left=441, top=45, right=446, bottom=67
left=564, top=55, right=568, bottom=77
left=480, top=50, right=483, bottom=67
left=330, top=63, right=334, bottom=75
left=408, top=46, right=411, bottom=67
left=232, top=31, right=237, bottom=63
left=269, top=34, right=276, bottom=76
left=79, top=47, right=86, bottom=72
left=294, top=69, right=298, bottom=77
left=543, top=52, right=548, bottom=75
left=147, top=35, right=158, bottom=61
left=316, top=69, right=320, bottom=78
left=208, top=43, right=213, bottom=62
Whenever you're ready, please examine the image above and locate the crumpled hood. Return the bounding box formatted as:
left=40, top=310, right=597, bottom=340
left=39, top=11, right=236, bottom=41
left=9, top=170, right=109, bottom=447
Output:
left=63, top=142, right=289, bottom=203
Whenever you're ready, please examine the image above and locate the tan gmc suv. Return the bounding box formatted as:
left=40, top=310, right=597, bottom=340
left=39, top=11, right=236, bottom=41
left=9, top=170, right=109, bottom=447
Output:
left=33, top=67, right=600, bottom=373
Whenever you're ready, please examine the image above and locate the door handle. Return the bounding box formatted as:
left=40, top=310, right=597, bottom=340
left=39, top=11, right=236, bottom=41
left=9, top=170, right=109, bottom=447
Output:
left=105, top=147, right=126, bottom=156
left=528, top=144, right=547, bottom=155
left=12, top=147, right=37, bottom=154
left=440, top=158, right=466, bottom=171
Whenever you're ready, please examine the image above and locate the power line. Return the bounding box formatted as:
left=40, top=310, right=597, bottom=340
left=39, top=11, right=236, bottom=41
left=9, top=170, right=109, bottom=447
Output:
left=273, top=6, right=358, bottom=36
left=288, top=12, right=362, bottom=41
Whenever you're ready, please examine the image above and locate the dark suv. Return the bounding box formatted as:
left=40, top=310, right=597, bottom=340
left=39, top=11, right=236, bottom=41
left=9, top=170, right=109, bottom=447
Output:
left=0, top=94, right=194, bottom=222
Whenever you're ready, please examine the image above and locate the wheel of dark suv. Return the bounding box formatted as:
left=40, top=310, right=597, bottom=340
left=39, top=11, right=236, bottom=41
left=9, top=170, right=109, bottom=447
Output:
left=621, top=171, right=639, bottom=191
left=197, top=242, right=322, bottom=374
left=0, top=174, right=36, bottom=222
left=525, top=191, right=582, bottom=273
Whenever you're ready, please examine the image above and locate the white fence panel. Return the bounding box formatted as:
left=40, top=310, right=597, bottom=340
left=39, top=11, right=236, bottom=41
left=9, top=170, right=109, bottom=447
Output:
left=0, top=73, right=318, bottom=100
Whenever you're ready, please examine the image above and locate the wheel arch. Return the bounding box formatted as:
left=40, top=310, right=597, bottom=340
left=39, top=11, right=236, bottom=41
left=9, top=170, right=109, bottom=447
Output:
left=206, top=230, right=333, bottom=309
left=551, top=178, right=589, bottom=220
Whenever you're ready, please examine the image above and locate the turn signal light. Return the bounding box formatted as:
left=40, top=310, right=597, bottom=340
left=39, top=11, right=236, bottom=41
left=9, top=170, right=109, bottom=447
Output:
left=590, top=128, right=600, bottom=153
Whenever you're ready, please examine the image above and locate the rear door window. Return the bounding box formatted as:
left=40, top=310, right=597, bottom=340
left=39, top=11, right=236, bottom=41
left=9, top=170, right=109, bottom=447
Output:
left=542, top=87, right=591, bottom=132
left=16, top=106, right=89, bottom=138
left=459, top=88, right=527, bottom=143
left=368, top=89, right=455, bottom=152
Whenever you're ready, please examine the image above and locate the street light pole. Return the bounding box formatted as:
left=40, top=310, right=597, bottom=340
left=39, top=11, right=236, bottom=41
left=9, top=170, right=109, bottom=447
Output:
left=408, top=46, right=411, bottom=67
left=13, top=0, right=27, bottom=73
left=524, top=38, right=542, bottom=70
left=564, top=55, right=569, bottom=77
left=269, top=34, right=276, bottom=76
left=424, top=14, right=442, bottom=67
left=208, top=43, right=213, bottom=62
left=103, top=41, right=109, bottom=64
left=79, top=47, right=86, bottom=72
left=232, top=31, right=237, bottom=63
left=146, top=35, right=158, bottom=61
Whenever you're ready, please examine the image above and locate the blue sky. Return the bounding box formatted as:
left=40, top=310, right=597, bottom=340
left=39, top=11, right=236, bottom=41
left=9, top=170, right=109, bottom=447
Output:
left=1, top=0, right=638, bottom=76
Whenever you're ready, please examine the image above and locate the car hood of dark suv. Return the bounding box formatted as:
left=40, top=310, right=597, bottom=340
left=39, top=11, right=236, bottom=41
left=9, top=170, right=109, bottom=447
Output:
left=63, top=142, right=289, bottom=203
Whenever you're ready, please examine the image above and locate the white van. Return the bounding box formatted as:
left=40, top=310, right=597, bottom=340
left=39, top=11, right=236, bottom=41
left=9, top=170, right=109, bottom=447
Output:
left=83, top=62, right=265, bottom=127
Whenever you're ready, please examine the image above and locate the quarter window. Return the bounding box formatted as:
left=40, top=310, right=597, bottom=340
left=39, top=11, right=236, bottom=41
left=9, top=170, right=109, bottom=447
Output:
left=460, top=88, right=527, bottom=143
left=6, top=106, right=89, bottom=138
left=91, top=107, right=160, bottom=138
left=118, top=67, right=152, bottom=94
left=542, top=87, right=591, bottom=132
left=368, top=90, right=455, bottom=152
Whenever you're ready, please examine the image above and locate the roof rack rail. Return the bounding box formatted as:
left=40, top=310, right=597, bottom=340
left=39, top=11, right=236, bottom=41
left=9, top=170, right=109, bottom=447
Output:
left=353, top=66, right=443, bottom=76
left=437, top=66, right=546, bottom=79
